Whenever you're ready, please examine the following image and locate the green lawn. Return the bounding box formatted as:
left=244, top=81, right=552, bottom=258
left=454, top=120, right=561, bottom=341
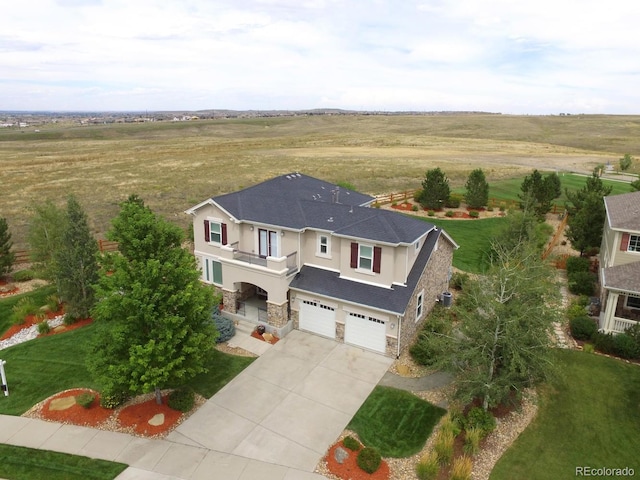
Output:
left=347, top=386, right=446, bottom=457
left=0, top=285, right=56, bottom=336
left=491, top=350, right=640, bottom=480
left=425, top=217, right=508, bottom=274
left=0, top=444, right=127, bottom=480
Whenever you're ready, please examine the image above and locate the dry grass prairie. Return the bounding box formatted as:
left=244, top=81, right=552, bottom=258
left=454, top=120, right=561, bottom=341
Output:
left=1, top=113, right=639, bottom=248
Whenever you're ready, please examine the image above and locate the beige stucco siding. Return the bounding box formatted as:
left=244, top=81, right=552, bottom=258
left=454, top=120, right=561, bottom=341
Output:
left=606, top=228, right=640, bottom=268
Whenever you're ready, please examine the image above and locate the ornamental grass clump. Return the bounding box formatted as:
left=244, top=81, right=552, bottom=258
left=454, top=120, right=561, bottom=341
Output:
left=449, top=455, right=472, bottom=480
left=463, top=426, right=482, bottom=455
left=434, top=429, right=454, bottom=466
left=416, top=451, right=439, bottom=480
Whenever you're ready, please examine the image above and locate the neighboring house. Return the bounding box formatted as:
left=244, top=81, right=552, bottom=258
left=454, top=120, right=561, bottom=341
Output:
left=186, top=173, right=458, bottom=357
left=599, top=190, right=640, bottom=333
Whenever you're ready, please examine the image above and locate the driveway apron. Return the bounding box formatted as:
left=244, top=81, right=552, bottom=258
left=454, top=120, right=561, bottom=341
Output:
left=168, top=330, right=393, bottom=472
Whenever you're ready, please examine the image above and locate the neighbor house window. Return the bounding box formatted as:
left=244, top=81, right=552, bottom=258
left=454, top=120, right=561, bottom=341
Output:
left=318, top=234, right=330, bottom=257
left=359, top=244, right=373, bottom=271
left=203, top=258, right=223, bottom=285
left=416, top=291, right=424, bottom=322
left=629, top=235, right=640, bottom=253
left=627, top=296, right=640, bottom=310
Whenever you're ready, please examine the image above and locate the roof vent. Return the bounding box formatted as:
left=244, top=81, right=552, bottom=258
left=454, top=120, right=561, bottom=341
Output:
left=296, top=173, right=301, bottom=177
left=285, top=175, right=291, bottom=179
left=327, top=217, right=334, bottom=222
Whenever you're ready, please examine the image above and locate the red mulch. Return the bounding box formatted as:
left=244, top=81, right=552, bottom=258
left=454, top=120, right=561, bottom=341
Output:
left=41, top=318, right=93, bottom=337
left=0, top=311, right=89, bottom=341
left=325, top=441, right=390, bottom=480
left=117, top=395, right=182, bottom=436
left=251, top=330, right=280, bottom=344
left=0, top=280, right=19, bottom=297
left=390, top=203, right=415, bottom=212
left=41, top=388, right=113, bottom=427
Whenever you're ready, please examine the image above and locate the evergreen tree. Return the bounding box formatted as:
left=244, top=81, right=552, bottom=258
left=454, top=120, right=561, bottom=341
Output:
left=519, top=170, right=560, bottom=216
left=464, top=168, right=489, bottom=209
left=27, top=200, right=67, bottom=288
left=0, top=217, right=15, bottom=278
left=88, top=197, right=217, bottom=405
left=55, top=196, right=99, bottom=318
left=420, top=168, right=450, bottom=210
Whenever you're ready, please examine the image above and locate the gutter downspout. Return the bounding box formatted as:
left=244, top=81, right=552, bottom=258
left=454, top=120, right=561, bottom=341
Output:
left=396, top=315, right=402, bottom=359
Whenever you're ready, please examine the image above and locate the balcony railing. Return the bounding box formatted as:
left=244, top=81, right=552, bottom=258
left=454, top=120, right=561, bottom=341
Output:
left=233, top=250, right=268, bottom=268
left=223, top=244, right=298, bottom=274
left=611, top=316, right=638, bottom=334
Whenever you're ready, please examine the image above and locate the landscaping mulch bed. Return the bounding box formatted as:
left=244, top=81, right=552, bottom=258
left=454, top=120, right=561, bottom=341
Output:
left=324, top=440, right=390, bottom=480
left=0, top=314, right=89, bottom=342
left=251, top=330, right=280, bottom=344
left=117, top=395, right=182, bottom=436
left=42, top=389, right=113, bottom=427
left=0, top=280, right=19, bottom=297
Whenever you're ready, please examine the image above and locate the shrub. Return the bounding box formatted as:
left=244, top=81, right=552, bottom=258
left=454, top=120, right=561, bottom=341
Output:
left=434, top=430, right=454, bottom=465
left=76, top=392, right=95, bottom=409
left=445, top=210, right=455, bottom=218
left=410, top=308, right=453, bottom=366
left=356, top=447, right=381, bottom=474
left=414, top=190, right=424, bottom=204
left=12, top=269, right=35, bottom=282
left=99, top=390, right=129, bottom=409
left=37, top=321, right=51, bottom=335
left=440, top=413, right=462, bottom=438
left=464, top=407, right=496, bottom=436
left=412, top=205, right=419, bottom=212
left=428, top=210, right=435, bottom=217
left=168, top=387, right=195, bottom=412
left=450, top=455, right=473, bottom=480
left=450, top=272, right=469, bottom=290
left=487, top=206, right=494, bottom=212
left=63, top=313, right=78, bottom=325
left=566, top=256, right=590, bottom=275
left=569, top=315, right=597, bottom=341
left=499, top=205, right=506, bottom=212
left=211, top=313, right=235, bottom=343
left=592, top=332, right=615, bottom=355
left=416, top=451, right=439, bottom=480
left=392, top=202, right=397, bottom=207
left=469, top=210, right=479, bottom=218
left=566, top=302, right=588, bottom=321
left=623, top=323, right=640, bottom=354
left=342, top=435, right=361, bottom=451
left=568, top=271, right=596, bottom=296
left=583, top=343, right=595, bottom=353
left=463, top=427, right=482, bottom=455
left=11, top=297, right=38, bottom=324
left=45, top=294, right=61, bottom=313
left=445, top=194, right=462, bottom=208
left=613, top=333, right=640, bottom=360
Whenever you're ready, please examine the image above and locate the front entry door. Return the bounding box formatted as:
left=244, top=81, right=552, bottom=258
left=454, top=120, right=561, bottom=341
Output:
left=258, top=229, right=278, bottom=257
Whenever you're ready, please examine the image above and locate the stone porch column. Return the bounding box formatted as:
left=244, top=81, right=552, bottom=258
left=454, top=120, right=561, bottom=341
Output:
left=267, top=301, right=289, bottom=328
left=222, top=289, right=239, bottom=314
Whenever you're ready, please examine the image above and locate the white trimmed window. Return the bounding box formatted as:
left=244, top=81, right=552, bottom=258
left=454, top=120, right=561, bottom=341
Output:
left=209, top=222, right=222, bottom=245
left=359, top=244, right=373, bottom=271
left=626, top=295, right=640, bottom=310
left=203, top=258, right=223, bottom=285
left=317, top=234, right=331, bottom=257
left=415, top=291, right=424, bottom=322
left=629, top=235, right=640, bottom=253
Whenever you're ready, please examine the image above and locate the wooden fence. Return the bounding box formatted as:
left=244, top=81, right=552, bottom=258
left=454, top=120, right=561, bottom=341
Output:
left=541, top=214, right=569, bottom=261
left=11, top=240, right=119, bottom=266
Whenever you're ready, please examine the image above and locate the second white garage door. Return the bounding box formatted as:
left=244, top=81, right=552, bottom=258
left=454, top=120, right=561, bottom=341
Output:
left=345, top=312, right=387, bottom=353
left=299, top=300, right=336, bottom=339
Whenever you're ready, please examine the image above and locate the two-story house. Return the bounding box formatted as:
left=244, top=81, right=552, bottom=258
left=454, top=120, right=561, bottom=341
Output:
left=599, top=190, right=640, bottom=333
left=186, top=173, right=458, bottom=357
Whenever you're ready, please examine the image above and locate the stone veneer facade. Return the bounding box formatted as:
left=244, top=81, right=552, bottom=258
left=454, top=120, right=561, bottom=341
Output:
left=267, top=301, right=289, bottom=328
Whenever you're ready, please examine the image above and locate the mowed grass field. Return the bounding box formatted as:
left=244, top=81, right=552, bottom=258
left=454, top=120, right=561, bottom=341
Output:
left=2, top=113, right=640, bottom=248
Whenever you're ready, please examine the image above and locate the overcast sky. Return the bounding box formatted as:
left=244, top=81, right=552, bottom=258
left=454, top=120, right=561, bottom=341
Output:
left=2, top=0, right=639, bottom=113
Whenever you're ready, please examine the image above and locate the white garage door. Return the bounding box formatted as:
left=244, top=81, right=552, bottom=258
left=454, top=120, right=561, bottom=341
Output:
left=299, top=300, right=336, bottom=339
left=345, top=313, right=387, bottom=353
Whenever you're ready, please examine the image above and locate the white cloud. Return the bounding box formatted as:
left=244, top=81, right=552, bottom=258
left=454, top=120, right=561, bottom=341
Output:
left=0, top=0, right=638, bottom=112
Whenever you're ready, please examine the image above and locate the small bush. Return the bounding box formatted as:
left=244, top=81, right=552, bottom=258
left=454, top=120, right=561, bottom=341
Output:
left=487, top=206, right=494, bottom=212
left=445, top=194, right=462, bottom=208
left=440, top=413, right=462, bottom=438
left=434, top=430, right=454, bottom=465
left=566, top=302, right=588, bottom=321
left=450, top=455, right=473, bottom=480
left=450, top=272, right=469, bottom=290
left=464, top=407, right=496, bottom=436
left=445, top=210, right=455, bottom=218
left=11, top=297, right=38, bottom=324
left=392, top=201, right=398, bottom=207
left=569, top=315, right=597, bottom=341
left=416, top=451, right=439, bottom=480
left=499, top=205, right=506, bottom=212
left=12, top=269, right=35, bottom=282
left=568, top=271, right=596, bottom=296
left=99, top=390, right=128, bottom=409
left=566, top=256, right=590, bottom=275
left=46, top=294, right=61, bottom=313
left=211, top=313, right=235, bottom=343
left=583, top=343, right=595, bottom=353
left=76, top=392, right=95, bottom=409
left=356, top=447, right=381, bottom=474
left=428, top=210, right=435, bottom=217
left=412, top=205, right=419, bottom=212
left=168, top=387, right=195, bottom=412
left=37, top=321, right=51, bottom=335
left=592, top=331, right=615, bottom=355
left=464, top=427, right=482, bottom=455
left=613, top=333, right=640, bottom=359
left=342, top=435, right=361, bottom=451
left=469, top=210, right=479, bottom=218
left=63, top=313, right=78, bottom=325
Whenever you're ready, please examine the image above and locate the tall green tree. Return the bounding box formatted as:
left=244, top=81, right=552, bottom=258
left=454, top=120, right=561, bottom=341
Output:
left=88, top=197, right=217, bottom=405
left=418, top=241, right=560, bottom=410
left=619, top=153, right=634, bottom=171
left=27, top=200, right=67, bottom=287
left=0, top=217, right=15, bottom=278
left=55, top=196, right=99, bottom=319
left=565, top=173, right=613, bottom=256
left=464, top=168, right=489, bottom=209
left=519, top=170, right=561, bottom=217
left=420, top=168, right=450, bottom=210
left=631, top=179, right=640, bottom=192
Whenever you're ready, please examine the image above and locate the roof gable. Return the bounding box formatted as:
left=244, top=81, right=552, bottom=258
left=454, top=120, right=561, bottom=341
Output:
left=605, top=191, right=640, bottom=232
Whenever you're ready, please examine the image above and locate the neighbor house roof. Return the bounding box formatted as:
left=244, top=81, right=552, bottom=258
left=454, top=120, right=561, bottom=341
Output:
left=604, top=191, right=640, bottom=232
left=289, top=228, right=448, bottom=315
left=190, top=173, right=435, bottom=245
left=603, top=261, right=640, bottom=295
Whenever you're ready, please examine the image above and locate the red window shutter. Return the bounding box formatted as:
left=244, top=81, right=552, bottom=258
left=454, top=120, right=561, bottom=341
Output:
left=621, top=233, right=630, bottom=251
left=204, top=220, right=210, bottom=242
left=350, top=242, right=358, bottom=268
left=373, top=246, right=382, bottom=273
left=221, top=223, right=228, bottom=245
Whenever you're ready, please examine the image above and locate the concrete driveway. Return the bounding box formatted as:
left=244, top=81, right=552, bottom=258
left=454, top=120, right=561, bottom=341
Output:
left=167, top=330, right=393, bottom=472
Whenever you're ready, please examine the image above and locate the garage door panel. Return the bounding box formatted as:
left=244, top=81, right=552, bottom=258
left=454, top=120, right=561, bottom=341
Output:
left=345, top=313, right=386, bottom=353
left=299, top=300, right=336, bottom=339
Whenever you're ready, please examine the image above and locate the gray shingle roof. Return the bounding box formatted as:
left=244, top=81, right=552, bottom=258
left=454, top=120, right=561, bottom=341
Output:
left=605, top=191, right=640, bottom=232
left=603, top=261, right=640, bottom=295
left=212, top=173, right=433, bottom=244
left=289, top=228, right=444, bottom=315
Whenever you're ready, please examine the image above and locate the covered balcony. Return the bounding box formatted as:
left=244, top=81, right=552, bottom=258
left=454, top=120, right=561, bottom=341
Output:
left=222, top=242, right=298, bottom=276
